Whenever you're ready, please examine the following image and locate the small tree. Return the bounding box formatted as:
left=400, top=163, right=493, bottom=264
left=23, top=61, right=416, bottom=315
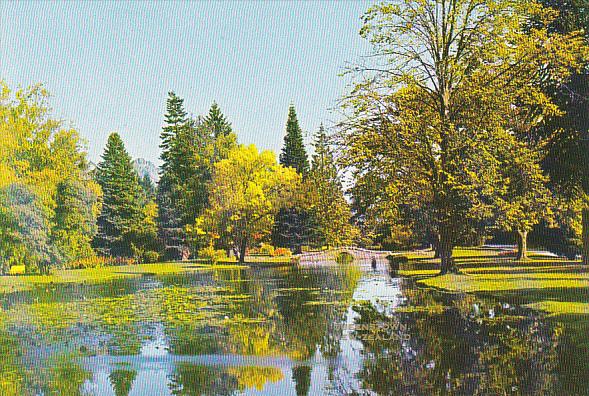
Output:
left=495, top=143, right=553, bottom=260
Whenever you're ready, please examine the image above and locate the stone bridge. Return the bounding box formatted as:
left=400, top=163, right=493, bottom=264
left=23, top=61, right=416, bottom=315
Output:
left=296, top=246, right=395, bottom=266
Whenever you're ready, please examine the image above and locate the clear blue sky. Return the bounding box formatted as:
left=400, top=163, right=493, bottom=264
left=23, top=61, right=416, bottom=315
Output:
left=2, top=1, right=373, bottom=164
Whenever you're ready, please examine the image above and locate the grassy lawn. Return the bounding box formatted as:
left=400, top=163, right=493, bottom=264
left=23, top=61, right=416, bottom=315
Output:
left=0, top=255, right=294, bottom=294
left=400, top=247, right=588, bottom=317
left=0, top=262, right=247, bottom=294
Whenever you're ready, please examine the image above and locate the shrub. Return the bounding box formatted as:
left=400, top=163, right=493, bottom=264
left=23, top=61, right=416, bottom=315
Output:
left=8, top=265, right=25, bottom=275
left=66, top=256, right=135, bottom=269
left=143, top=251, right=160, bottom=263
left=387, top=255, right=408, bottom=271
left=66, top=256, right=106, bottom=269
left=273, top=247, right=292, bottom=257
left=336, top=251, right=354, bottom=265
left=198, top=243, right=228, bottom=265
left=259, top=243, right=275, bottom=256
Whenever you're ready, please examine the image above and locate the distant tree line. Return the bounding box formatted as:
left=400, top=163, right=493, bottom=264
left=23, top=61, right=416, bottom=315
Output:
left=0, top=82, right=356, bottom=271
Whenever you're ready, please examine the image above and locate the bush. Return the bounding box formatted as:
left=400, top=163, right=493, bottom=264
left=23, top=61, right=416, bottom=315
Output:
left=198, top=243, right=228, bottom=265
left=273, top=247, right=292, bottom=257
left=66, top=256, right=135, bottom=269
left=336, top=251, right=354, bottom=265
left=66, top=256, right=106, bottom=269
left=259, top=243, right=275, bottom=256
left=143, top=251, right=160, bottom=263
left=8, top=265, right=25, bottom=275
left=387, top=255, right=408, bottom=271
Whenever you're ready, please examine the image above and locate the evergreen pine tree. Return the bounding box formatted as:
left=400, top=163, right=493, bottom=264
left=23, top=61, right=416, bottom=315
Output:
left=94, top=133, right=144, bottom=257
left=160, top=92, right=188, bottom=174
left=157, top=92, right=194, bottom=260
left=203, top=102, right=232, bottom=138
left=139, top=174, right=155, bottom=201
left=273, top=105, right=311, bottom=252
left=157, top=96, right=234, bottom=260
left=279, top=105, right=310, bottom=176
left=308, top=124, right=354, bottom=247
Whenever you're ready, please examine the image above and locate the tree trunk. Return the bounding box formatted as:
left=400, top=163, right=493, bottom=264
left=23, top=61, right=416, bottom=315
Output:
left=583, top=208, right=589, bottom=265
left=433, top=234, right=441, bottom=258
left=238, top=241, right=247, bottom=264
left=439, top=229, right=457, bottom=275
left=516, top=230, right=528, bottom=261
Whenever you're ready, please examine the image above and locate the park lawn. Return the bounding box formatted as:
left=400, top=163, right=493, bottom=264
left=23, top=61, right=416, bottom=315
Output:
left=0, top=256, right=292, bottom=294
left=405, top=249, right=589, bottom=316
left=0, top=262, right=247, bottom=294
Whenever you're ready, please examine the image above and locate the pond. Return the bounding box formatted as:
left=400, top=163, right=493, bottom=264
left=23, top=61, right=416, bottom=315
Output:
left=0, top=259, right=587, bottom=395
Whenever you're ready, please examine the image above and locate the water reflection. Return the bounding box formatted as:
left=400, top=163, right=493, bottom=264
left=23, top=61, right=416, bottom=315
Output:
left=0, top=262, right=586, bottom=395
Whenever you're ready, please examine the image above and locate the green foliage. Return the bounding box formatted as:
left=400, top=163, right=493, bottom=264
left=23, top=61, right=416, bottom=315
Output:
left=340, top=0, right=586, bottom=272
left=274, top=106, right=312, bottom=251
left=157, top=94, right=237, bottom=260
left=53, top=179, right=101, bottom=263
left=536, top=0, right=589, bottom=264
left=94, top=133, right=145, bottom=257
left=66, top=256, right=136, bottom=269
left=0, top=82, right=101, bottom=273
left=143, top=251, right=160, bottom=263
left=279, top=105, right=309, bottom=176
left=197, top=242, right=228, bottom=265
left=203, top=101, right=232, bottom=138
left=0, top=183, right=56, bottom=273
left=335, top=251, right=354, bottom=265
left=192, top=145, right=301, bottom=263
left=306, top=125, right=356, bottom=248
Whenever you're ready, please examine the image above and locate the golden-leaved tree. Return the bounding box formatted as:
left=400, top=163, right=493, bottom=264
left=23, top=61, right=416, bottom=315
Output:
left=191, top=145, right=300, bottom=263
left=338, top=0, right=587, bottom=273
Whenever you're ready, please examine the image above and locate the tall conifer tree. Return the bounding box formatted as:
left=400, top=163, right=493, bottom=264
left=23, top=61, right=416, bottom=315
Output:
left=157, top=92, right=193, bottom=260
left=308, top=125, right=354, bottom=247
left=160, top=92, right=188, bottom=173
left=280, top=105, right=310, bottom=175
left=203, top=102, right=232, bottom=138
left=274, top=105, right=311, bottom=252
left=94, top=133, right=143, bottom=257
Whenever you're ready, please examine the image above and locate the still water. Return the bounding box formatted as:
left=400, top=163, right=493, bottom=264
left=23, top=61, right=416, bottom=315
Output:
left=0, top=259, right=587, bottom=395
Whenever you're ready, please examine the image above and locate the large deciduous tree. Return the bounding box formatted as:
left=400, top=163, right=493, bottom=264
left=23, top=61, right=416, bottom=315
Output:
left=338, top=0, right=585, bottom=273
left=194, top=145, right=300, bottom=263
left=0, top=82, right=101, bottom=272
left=537, top=0, right=589, bottom=264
